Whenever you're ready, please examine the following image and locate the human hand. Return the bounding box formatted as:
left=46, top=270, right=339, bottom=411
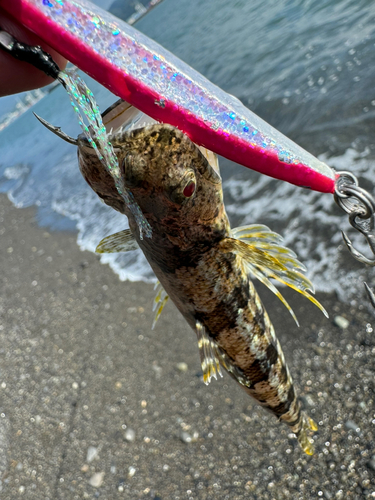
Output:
left=0, top=8, right=67, bottom=97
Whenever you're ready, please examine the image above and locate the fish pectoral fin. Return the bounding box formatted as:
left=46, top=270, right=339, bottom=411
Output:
left=196, top=321, right=223, bottom=385
left=95, top=229, right=139, bottom=253
left=152, top=281, right=169, bottom=330
left=222, top=228, right=328, bottom=324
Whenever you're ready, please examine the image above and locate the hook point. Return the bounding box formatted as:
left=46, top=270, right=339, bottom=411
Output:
left=364, top=282, right=375, bottom=309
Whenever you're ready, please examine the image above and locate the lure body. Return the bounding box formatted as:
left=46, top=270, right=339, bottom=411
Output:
left=0, top=0, right=337, bottom=193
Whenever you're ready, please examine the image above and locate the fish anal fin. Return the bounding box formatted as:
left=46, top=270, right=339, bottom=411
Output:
left=198, top=146, right=220, bottom=176
left=96, top=229, right=139, bottom=253
left=196, top=321, right=252, bottom=387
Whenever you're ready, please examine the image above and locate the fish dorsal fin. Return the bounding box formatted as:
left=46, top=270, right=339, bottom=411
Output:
left=102, top=99, right=157, bottom=134
left=152, top=281, right=169, bottom=330
left=196, top=321, right=223, bottom=385
left=102, top=99, right=135, bottom=132
left=95, top=229, right=139, bottom=253
left=221, top=224, right=328, bottom=326
left=198, top=146, right=220, bottom=176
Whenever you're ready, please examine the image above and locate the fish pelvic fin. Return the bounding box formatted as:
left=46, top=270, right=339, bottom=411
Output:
left=95, top=229, right=139, bottom=253
left=222, top=224, right=328, bottom=325
left=152, top=281, right=169, bottom=330
left=196, top=321, right=223, bottom=385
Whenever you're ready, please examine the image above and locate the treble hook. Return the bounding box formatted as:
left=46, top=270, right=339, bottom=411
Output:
left=341, top=211, right=375, bottom=266
left=335, top=171, right=375, bottom=309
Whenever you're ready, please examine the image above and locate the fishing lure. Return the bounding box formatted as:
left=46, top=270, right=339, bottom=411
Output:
left=0, top=0, right=336, bottom=193
left=0, top=9, right=374, bottom=456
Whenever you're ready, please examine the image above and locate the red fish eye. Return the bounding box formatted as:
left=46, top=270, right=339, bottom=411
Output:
left=183, top=181, right=196, bottom=198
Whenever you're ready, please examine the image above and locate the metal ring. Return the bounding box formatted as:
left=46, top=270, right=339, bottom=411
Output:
left=334, top=171, right=359, bottom=199
left=334, top=173, right=375, bottom=289
left=336, top=171, right=359, bottom=183
left=335, top=184, right=375, bottom=219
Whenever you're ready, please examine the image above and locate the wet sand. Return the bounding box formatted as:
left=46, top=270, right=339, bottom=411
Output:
left=0, top=194, right=374, bottom=499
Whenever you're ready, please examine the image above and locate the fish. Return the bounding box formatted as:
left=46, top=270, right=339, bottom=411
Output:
left=37, top=99, right=328, bottom=455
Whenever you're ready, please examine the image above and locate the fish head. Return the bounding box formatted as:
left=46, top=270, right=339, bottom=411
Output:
left=77, top=122, right=229, bottom=245
left=112, top=124, right=228, bottom=243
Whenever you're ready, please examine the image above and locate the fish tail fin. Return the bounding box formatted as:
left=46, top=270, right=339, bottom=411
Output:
left=282, top=397, right=317, bottom=455
left=294, top=413, right=318, bottom=456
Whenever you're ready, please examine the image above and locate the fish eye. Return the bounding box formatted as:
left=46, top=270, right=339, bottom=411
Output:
left=183, top=180, right=196, bottom=198
left=121, top=153, right=147, bottom=188
left=169, top=172, right=196, bottom=204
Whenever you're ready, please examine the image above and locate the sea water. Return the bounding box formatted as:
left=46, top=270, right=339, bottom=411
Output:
left=0, top=0, right=374, bottom=304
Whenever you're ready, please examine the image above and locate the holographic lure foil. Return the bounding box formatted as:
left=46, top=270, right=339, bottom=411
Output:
left=60, top=70, right=152, bottom=238
left=0, top=0, right=337, bottom=193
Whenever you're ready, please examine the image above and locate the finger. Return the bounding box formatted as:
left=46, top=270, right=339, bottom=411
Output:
left=0, top=8, right=67, bottom=96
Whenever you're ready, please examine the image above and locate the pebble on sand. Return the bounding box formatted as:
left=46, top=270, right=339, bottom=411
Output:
left=179, top=430, right=199, bottom=443
left=124, top=428, right=136, bottom=442
left=89, top=472, right=105, bottom=488
left=176, top=362, right=188, bottom=372
left=334, top=315, right=350, bottom=329
left=86, top=446, right=99, bottom=463
left=128, top=466, right=136, bottom=478
left=345, top=420, right=360, bottom=432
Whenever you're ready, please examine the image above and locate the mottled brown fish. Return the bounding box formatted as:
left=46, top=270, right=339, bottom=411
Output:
left=37, top=100, right=327, bottom=455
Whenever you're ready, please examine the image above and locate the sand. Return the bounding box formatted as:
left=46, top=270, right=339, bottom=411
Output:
left=0, top=193, right=374, bottom=499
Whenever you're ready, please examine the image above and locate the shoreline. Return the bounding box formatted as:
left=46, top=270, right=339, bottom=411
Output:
left=0, top=194, right=374, bottom=499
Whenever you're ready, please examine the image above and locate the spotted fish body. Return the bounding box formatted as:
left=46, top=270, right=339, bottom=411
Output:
left=39, top=101, right=325, bottom=454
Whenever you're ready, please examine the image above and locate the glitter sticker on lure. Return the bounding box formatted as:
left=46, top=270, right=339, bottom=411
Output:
left=59, top=70, right=152, bottom=239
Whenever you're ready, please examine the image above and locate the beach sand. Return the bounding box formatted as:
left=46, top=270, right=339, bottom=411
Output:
left=0, top=193, right=374, bottom=499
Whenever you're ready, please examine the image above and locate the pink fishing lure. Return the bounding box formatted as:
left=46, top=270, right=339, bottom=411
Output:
left=0, top=0, right=337, bottom=193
